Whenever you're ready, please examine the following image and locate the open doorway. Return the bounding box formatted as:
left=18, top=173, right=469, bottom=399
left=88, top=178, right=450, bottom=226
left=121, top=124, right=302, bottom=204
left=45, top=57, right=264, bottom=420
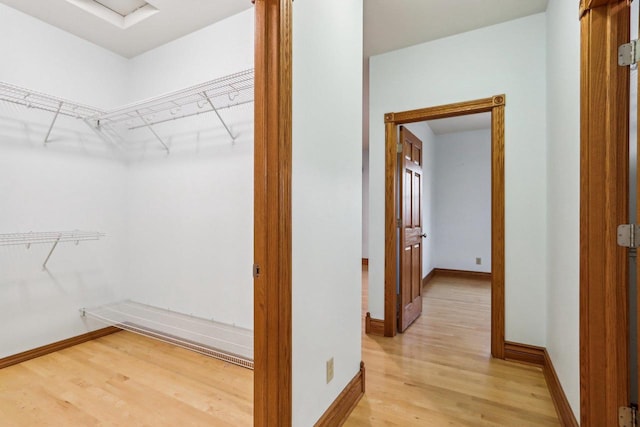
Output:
left=399, top=114, right=492, bottom=335
left=382, top=96, right=505, bottom=358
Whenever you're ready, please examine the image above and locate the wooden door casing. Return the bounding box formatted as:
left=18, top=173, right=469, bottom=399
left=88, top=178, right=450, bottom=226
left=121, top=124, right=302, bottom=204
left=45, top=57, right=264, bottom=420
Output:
left=398, top=126, right=423, bottom=332
left=383, top=96, right=505, bottom=360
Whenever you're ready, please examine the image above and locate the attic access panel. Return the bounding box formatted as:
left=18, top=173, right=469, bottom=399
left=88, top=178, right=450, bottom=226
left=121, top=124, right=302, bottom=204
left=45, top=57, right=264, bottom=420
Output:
left=65, top=0, right=159, bottom=29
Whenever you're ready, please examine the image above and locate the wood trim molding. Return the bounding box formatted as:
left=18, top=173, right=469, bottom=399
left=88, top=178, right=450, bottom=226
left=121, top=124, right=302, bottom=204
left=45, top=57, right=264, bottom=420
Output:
left=254, top=1, right=293, bottom=426
left=504, top=341, right=545, bottom=366
left=504, top=342, right=578, bottom=427
left=544, top=349, right=579, bottom=427
left=580, top=2, right=630, bottom=426
left=432, top=268, right=492, bottom=280
left=314, top=362, right=365, bottom=427
left=384, top=96, right=505, bottom=359
left=422, top=268, right=437, bottom=287
left=580, top=0, right=626, bottom=17
left=365, top=312, right=385, bottom=336
left=0, top=327, right=120, bottom=370
left=384, top=120, right=399, bottom=337
left=362, top=258, right=369, bottom=266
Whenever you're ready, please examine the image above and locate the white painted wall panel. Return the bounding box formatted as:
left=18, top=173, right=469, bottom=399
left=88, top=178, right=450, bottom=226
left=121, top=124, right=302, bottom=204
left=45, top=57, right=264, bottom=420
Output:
left=434, top=129, right=491, bottom=273
left=369, top=14, right=547, bottom=346
left=0, top=4, right=129, bottom=357
left=124, top=9, right=255, bottom=329
left=292, top=0, right=363, bottom=425
left=545, top=0, right=581, bottom=418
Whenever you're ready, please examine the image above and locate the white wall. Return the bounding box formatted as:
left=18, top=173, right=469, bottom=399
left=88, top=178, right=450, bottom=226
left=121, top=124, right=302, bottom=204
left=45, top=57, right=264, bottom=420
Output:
left=362, top=148, right=369, bottom=259
left=363, top=58, right=370, bottom=259
left=369, top=14, right=548, bottom=346
left=404, top=122, right=437, bottom=276
left=292, top=0, right=363, bottom=425
left=0, top=4, right=129, bottom=357
left=124, top=9, right=255, bottom=329
left=545, top=0, right=581, bottom=418
left=0, top=5, right=255, bottom=360
left=434, top=129, right=491, bottom=273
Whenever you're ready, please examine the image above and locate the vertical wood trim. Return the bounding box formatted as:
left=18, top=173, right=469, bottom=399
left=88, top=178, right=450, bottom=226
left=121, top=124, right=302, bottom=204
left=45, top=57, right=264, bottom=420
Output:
left=384, top=119, right=398, bottom=337
left=579, top=2, right=630, bottom=426
left=254, top=0, right=293, bottom=425
left=383, top=96, right=505, bottom=358
left=491, top=101, right=505, bottom=359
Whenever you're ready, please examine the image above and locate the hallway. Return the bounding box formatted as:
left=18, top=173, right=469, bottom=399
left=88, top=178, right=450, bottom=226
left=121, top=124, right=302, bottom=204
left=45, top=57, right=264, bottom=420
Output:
left=346, top=269, right=560, bottom=426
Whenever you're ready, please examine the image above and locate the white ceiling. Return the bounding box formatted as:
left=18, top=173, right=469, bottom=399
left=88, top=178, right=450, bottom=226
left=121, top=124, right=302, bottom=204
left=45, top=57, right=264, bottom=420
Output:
left=427, top=112, right=491, bottom=135
left=0, top=1, right=549, bottom=59
left=0, top=0, right=253, bottom=58
left=364, top=0, right=548, bottom=57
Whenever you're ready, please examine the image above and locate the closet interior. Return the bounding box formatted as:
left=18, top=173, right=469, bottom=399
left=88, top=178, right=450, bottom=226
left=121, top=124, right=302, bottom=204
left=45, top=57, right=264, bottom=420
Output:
left=0, top=5, right=255, bottom=370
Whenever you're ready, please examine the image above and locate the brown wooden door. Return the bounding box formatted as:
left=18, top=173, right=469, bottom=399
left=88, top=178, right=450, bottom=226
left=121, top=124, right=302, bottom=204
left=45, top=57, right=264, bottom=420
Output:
left=398, top=126, right=424, bottom=332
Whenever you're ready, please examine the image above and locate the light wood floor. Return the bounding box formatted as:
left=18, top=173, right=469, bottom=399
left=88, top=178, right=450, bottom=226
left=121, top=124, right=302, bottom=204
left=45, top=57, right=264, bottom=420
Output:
left=0, top=268, right=560, bottom=426
left=0, top=332, right=253, bottom=426
left=345, top=268, right=560, bottom=426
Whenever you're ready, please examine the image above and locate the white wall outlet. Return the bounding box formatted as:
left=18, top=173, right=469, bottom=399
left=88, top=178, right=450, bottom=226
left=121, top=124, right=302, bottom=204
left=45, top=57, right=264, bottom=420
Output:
left=476, top=257, right=482, bottom=265
left=326, top=357, right=334, bottom=384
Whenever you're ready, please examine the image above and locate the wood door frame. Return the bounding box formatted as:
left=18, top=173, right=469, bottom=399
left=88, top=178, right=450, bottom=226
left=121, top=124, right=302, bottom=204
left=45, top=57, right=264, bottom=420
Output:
left=383, top=95, right=506, bottom=359
left=253, top=0, right=293, bottom=426
left=579, top=0, right=630, bottom=425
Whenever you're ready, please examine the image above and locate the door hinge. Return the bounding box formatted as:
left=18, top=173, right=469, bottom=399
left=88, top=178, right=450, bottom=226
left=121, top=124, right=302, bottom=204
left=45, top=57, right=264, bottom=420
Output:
left=397, top=143, right=402, bottom=154
left=619, top=39, right=640, bottom=66
left=619, top=406, right=638, bottom=427
left=253, top=264, right=261, bottom=278
left=396, top=218, right=402, bottom=228
left=617, top=224, right=640, bottom=248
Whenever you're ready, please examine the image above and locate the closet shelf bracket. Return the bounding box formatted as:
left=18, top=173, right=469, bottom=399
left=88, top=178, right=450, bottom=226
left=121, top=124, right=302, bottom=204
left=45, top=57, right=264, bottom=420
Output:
left=44, top=101, right=63, bottom=144
left=42, top=236, right=61, bottom=270
left=136, top=110, right=170, bottom=154
left=201, top=92, right=236, bottom=142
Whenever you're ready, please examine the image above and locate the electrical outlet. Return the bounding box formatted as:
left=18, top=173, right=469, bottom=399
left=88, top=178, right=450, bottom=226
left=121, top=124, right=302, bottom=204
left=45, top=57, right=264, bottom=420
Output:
left=326, top=357, right=334, bottom=384
left=476, top=257, right=482, bottom=265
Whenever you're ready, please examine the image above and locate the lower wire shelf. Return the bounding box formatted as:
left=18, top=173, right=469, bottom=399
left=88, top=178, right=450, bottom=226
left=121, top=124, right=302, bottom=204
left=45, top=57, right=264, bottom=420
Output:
left=81, top=300, right=253, bottom=369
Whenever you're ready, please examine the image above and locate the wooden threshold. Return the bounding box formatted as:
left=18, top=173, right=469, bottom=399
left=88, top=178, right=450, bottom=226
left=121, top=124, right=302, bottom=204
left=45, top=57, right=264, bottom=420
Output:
left=504, top=341, right=578, bottom=426
left=315, top=362, right=365, bottom=427
left=0, top=326, right=120, bottom=370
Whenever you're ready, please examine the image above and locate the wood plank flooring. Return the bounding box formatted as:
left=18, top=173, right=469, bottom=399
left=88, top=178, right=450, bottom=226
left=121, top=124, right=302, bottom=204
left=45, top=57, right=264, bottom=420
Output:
left=0, top=268, right=560, bottom=426
left=0, top=331, right=253, bottom=426
left=346, top=268, right=560, bottom=426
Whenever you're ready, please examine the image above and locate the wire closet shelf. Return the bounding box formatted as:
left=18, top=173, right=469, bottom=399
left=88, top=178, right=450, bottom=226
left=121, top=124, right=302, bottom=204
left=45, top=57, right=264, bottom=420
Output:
left=81, top=300, right=254, bottom=370
left=0, top=230, right=106, bottom=269
left=0, top=68, right=254, bottom=149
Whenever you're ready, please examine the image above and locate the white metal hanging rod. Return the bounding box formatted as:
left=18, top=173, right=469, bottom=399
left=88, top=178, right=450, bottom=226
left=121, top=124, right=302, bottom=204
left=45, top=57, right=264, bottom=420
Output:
left=126, top=99, right=253, bottom=130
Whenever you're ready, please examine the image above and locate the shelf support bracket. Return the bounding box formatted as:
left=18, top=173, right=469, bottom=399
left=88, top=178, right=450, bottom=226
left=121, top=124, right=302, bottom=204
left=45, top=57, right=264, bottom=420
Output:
left=136, top=110, right=170, bottom=154
left=44, top=101, right=63, bottom=144
left=202, top=92, right=236, bottom=142
left=42, top=236, right=61, bottom=270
